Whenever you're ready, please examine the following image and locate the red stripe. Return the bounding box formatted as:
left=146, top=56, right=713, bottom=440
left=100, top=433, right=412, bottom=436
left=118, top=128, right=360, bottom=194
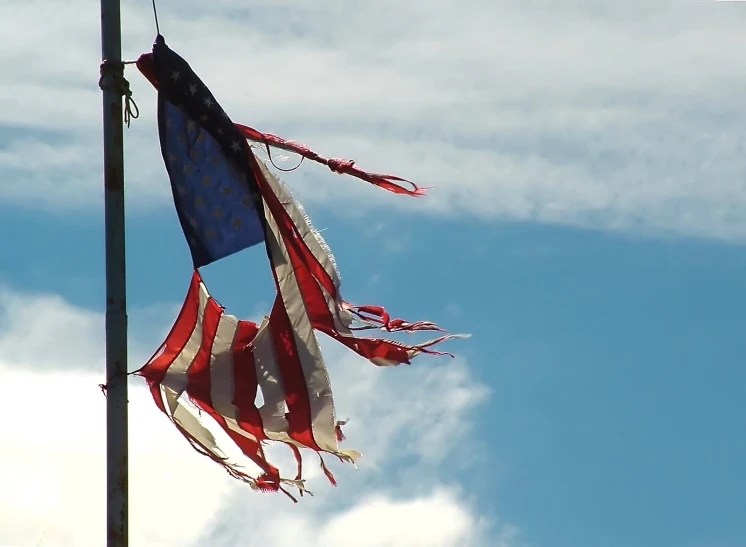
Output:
left=266, top=296, right=320, bottom=451
left=245, top=153, right=321, bottom=451
left=232, top=320, right=265, bottom=440
left=252, top=159, right=338, bottom=299
left=345, top=305, right=445, bottom=333
left=185, top=296, right=222, bottom=406
left=234, top=123, right=427, bottom=197
left=190, top=397, right=280, bottom=483
left=281, top=227, right=414, bottom=363
left=138, top=271, right=201, bottom=383
left=184, top=301, right=280, bottom=480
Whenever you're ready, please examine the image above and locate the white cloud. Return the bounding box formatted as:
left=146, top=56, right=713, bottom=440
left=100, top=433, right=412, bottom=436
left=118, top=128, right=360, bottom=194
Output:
left=0, top=288, right=178, bottom=372
left=0, top=286, right=507, bottom=547
left=5, top=0, right=743, bottom=238
left=0, top=365, right=233, bottom=547
left=0, top=290, right=103, bottom=370
left=326, top=348, right=491, bottom=469
left=199, top=487, right=516, bottom=547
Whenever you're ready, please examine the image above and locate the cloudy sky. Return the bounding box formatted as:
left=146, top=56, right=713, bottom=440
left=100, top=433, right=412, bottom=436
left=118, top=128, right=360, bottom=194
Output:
left=2, top=0, right=746, bottom=546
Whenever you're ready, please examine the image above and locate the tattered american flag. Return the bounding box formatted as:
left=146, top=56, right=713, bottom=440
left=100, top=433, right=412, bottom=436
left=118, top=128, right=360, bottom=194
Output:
left=133, top=35, right=465, bottom=500
left=135, top=162, right=463, bottom=500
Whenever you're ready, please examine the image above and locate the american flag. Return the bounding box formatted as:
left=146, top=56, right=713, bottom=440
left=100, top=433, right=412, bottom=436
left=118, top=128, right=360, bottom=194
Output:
left=134, top=35, right=464, bottom=500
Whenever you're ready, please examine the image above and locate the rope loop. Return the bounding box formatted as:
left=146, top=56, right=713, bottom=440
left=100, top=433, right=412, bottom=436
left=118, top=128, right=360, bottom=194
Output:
left=99, top=60, right=140, bottom=127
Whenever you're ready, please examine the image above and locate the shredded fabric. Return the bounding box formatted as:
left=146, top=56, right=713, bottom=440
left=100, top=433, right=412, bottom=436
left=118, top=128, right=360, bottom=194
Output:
left=235, top=123, right=429, bottom=197
left=134, top=159, right=465, bottom=498
left=132, top=35, right=466, bottom=499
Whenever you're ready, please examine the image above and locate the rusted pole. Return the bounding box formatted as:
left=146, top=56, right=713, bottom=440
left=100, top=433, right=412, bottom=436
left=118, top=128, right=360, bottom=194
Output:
left=99, top=0, right=128, bottom=544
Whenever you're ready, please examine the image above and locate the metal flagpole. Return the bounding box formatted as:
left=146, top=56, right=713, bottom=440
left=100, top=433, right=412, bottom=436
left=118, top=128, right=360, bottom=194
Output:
left=100, top=0, right=128, bottom=544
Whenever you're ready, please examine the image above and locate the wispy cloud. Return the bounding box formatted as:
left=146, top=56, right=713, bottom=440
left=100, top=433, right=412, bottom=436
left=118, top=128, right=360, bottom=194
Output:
left=2, top=0, right=745, bottom=238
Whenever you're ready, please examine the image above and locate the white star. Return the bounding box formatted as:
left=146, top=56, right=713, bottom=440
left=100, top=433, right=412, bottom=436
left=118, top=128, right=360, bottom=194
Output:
left=170, top=70, right=180, bottom=81
left=230, top=141, right=241, bottom=152
left=203, top=97, right=214, bottom=108
left=188, top=83, right=198, bottom=95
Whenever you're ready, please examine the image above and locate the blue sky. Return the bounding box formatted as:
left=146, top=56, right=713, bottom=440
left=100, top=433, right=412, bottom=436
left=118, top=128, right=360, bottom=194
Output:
left=1, top=1, right=746, bottom=546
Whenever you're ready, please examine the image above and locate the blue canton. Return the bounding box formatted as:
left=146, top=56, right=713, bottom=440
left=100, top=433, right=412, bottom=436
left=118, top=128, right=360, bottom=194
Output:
left=163, top=102, right=264, bottom=264
left=153, top=34, right=266, bottom=268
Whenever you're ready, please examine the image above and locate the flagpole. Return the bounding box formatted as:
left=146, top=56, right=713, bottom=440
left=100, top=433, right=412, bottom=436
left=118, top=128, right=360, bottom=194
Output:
left=100, top=0, right=129, bottom=545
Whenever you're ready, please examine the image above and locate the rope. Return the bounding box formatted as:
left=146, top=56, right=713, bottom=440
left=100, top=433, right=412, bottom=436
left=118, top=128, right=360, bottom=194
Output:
left=98, top=60, right=140, bottom=128
left=152, top=0, right=161, bottom=35
left=99, top=370, right=137, bottom=396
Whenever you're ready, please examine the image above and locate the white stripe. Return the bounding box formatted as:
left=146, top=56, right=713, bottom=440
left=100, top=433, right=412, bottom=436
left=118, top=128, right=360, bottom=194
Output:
left=208, top=311, right=293, bottom=441
left=161, top=281, right=210, bottom=398
left=208, top=312, right=240, bottom=420
left=259, top=161, right=341, bottom=287
left=254, top=316, right=332, bottom=450
left=258, top=165, right=338, bottom=453
left=219, top=415, right=259, bottom=444
left=253, top=315, right=293, bottom=439
left=258, top=161, right=355, bottom=336
left=162, top=384, right=226, bottom=459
